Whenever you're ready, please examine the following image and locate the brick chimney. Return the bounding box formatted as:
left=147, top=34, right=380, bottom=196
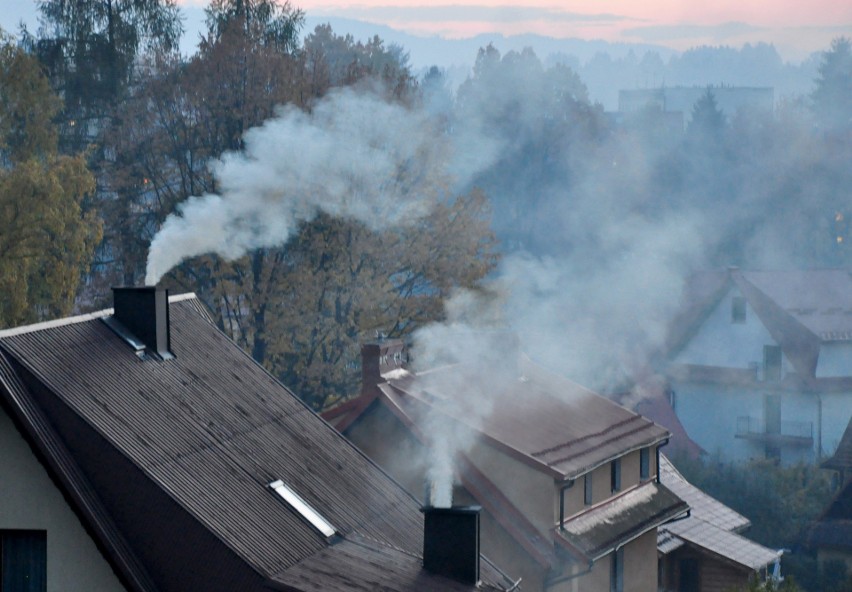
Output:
left=111, top=287, right=173, bottom=359
left=421, top=506, right=481, bottom=585
left=360, top=338, right=405, bottom=393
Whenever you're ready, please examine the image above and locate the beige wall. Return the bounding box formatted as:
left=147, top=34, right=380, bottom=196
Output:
left=562, top=446, right=658, bottom=520
left=0, top=406, right=128, bottom=592
left=466, top=439, right=555, bottom=533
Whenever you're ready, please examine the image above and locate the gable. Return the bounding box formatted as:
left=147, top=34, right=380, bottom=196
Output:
left=0, top=404, right=127, bottom=592
left=672, top=285, right=784, bottom=371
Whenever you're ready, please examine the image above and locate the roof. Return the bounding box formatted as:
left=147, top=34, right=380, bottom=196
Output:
left=665, top=268, right=852, bottom=384
left=618, top=379, right=704, bottom=460
left=378, top=356, right=670, bottom=480
left=554, top=481, right=688, bottom=562
left=658, top=456, right=781, bottom=571
left=822, top=416, right=852, bottom=472
left=803, top=479, right=852, bottom=551
left=0, top=294, right=512, bottom=592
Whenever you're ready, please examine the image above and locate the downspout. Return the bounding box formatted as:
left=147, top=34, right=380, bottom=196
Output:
left=656, top=438, right=670, bottom=484
left=817, top=394, right=823, bottom=461
left=559, top=480, right=575, bottom=531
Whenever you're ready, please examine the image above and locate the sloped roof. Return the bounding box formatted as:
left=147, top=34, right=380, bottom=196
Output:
left=658, top=456, right=781, bottom=571
left=0, top=294, right=511, bottom=592
left=822, top=416, right=852, bottom=472
left=666, top=268, right=852, bottom=382
left=382, top=356, right=670, bottom=480
left=803, top=479, right=852, bottom=551
left=555, top=481, right=688, bottom=561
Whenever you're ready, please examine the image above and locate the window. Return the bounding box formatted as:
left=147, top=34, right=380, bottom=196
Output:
left=584, top=473, right=593, bottom=506
left=1, top=530, right=47, bottom=592
left=268, top=480, right=336, bottom=538
left=763, top=345, right=782, bottom=381
left=610, top=547, right=624, bottom=592
left=732, top=296, right=746, bottom=323
left=611, top=459, right=621, bottom=493
left=640, top=448, right=650, bottom=481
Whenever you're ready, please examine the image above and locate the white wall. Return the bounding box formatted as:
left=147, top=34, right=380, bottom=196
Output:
left=673, top=287, right=792, bottom=378
left=817, top=343, right=852, bottom=378
left=0, top=406, right=128, bottom=592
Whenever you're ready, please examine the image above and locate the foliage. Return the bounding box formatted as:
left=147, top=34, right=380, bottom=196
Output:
left=811, top=37, right=852, bottom=130
left=25, top=0, right=183, bottom=152
left=205, top=0, right=303, bottom=54
left=671, top=455, right=834, bottom=550
left=0, top=39, right=101, bottom=327
left=730, top=573, right=803, bottom=592
left=303, top=24, right=416, bottom=101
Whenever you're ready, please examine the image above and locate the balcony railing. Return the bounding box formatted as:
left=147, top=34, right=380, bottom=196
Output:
left=735, top=416, right=813, bottom=446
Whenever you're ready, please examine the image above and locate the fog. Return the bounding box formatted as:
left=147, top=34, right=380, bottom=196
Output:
left=144, top=36, right=851, bottom=505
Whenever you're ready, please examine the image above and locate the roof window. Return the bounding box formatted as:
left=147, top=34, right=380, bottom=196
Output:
left=268, top=480, right=336, bottom=538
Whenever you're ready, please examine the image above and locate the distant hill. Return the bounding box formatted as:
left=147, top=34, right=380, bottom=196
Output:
left=303, top=15, right=676, bottom=71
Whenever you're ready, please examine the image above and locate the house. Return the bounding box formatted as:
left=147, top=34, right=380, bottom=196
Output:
left=657, top=455, right=782, bottom=592
left=801, top=479, right=852, bottom=576
left=0, top=287, right=517, bottom=592
left=663, top=268, right=852, bottom=465
left=324, top=338, right=689, bottom=592
left=821, top=414, right=852, bottom=488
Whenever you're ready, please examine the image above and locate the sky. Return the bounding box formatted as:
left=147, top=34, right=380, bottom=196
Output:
left=293, top=0, right=850, bottom=60
left=2, top=0, right=851, bottom=61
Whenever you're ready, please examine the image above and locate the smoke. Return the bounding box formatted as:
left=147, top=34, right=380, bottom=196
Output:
left=405, top=44, right=850, bottom=500
left=144, top=88, right=500, bottom=285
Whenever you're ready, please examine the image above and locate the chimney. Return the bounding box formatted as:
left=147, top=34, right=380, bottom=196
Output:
left=361, top=338, right=405, bottom=392
left=421, top=506, right=481, bottom=585
left=112, top=287, right=172, bottom=359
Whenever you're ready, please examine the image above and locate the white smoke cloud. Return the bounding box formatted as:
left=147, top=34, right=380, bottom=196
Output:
left=145, top=88, right=501, bottom=285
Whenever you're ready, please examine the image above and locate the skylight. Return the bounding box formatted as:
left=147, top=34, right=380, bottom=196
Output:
left=268, top=480, right=336, bottom=538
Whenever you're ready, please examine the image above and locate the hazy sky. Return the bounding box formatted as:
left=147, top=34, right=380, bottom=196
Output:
left=3, top=0, right=851, bottom=61
left=288, top=0, right=852, bottom=58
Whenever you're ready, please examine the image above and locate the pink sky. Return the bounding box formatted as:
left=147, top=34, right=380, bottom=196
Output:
left=280, top=0, right=852, bottom=59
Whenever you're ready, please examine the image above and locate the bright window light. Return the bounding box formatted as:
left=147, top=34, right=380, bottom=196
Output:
left=269, top=480, right=336, bottom=538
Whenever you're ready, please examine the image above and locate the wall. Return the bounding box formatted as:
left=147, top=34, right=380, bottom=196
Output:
left=673, top=286, right=792, bottom=377
left=466, top=439, right=555, bottom=534
left=0, top=406, right=128, bottom=592
left=816, top=343, right=852, bottom=378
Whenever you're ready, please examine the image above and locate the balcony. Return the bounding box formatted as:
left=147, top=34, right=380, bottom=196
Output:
left=735, top=416, right=813, bottom=446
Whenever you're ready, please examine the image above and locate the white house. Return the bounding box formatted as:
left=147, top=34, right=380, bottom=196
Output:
left=663, top=268, right=852, bottom=464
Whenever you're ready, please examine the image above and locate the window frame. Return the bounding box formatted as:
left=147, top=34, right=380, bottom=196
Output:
left=611, top=458, right=621, bottom=493
left=584, top=473, right=593, bottom=506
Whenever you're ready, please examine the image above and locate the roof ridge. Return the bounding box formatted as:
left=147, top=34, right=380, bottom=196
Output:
left=0, top=292, right=198, bottom=339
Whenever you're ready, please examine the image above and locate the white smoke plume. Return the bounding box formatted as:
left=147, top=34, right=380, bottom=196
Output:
left=144, top=88, right=499, bottom=285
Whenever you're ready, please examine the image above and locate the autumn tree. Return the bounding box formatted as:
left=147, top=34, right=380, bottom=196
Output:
left=101, top=0, right=305, bottom=285
left=303, top=24, right=416, bottom=101
left=0, top=37, right=101, bottom=326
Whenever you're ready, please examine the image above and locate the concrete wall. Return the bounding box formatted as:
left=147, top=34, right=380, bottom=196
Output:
left=0, top=406, right=128, bottom=592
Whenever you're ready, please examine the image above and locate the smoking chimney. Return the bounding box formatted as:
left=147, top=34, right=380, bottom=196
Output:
left=361, top=338, right=405, bottom=392
left=111, top=287, right=173, bottom=359
left=421, top=505, right=481, bottom=585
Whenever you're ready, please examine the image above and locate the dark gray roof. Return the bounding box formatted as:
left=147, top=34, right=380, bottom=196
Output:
left=804, top=480, right=852, bottom=552
left=0, top=295, right=511, bottom=592
left=383, top=356, right=670, bottom=480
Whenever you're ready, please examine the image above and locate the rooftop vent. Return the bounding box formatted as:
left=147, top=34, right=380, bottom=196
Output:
left=421, top=505, right=480, bottom=585
left=111, top=287, right=172, bottom=359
